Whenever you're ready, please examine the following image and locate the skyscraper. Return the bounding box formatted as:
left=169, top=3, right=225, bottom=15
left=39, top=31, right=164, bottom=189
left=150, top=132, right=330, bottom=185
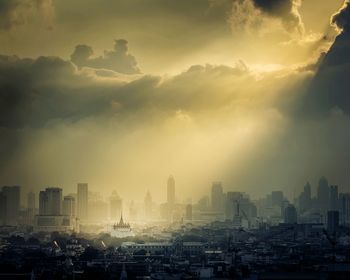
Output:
left=339, top=193, right=350, bottom=225
left=211, top=182, right=224, bottom=212
left=329, top=185, right=339, bottom=211
left=298, top=182, right=312, bottom=213
left=144, top=190, right=152, bottom=218
left=77, top=183, right=88, bottom=220
left=39, top=188, right=62, bottom=215
left=1, top=186, right=20, bottom=225
left=317, top=176, right=329, bottom=212
left=284, top=204, right=298, bottom=224
left=27, top=191, right=36, bottom=223
left=27, top=191, right=35, bottom=211
left=47, top=188, right=62, bottom=215
left=327, top=211, right=339, bottom=234
left=185, top=204, right=193, bottom=221
left=63, top=195, right=76, bottom=216
left=271, top=191, right=283, bottom=207
left=39, top=191, right=49, bottom=215
left=167, top=175, right=175, bottom=205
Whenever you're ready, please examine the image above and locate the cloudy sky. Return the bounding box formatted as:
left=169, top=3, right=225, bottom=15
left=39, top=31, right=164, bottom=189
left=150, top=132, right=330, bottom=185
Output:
left=1, top=0, right=350, bottom=202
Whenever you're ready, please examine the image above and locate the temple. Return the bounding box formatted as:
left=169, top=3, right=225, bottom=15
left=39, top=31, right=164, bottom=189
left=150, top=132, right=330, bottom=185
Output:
left=110, top=214, right=135, bottom=238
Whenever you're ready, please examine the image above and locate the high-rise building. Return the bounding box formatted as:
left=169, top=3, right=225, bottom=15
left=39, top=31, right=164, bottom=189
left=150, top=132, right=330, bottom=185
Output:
left=27, top=191, right=36, bottom=224
left=110, top=191, right=122, bottom=220
left=39, top=191, right=49, bottom=215
left=271, top=191, right=284, bottom=207
left=226, top=192, right=243, bottom=220
left=47, top=188, right=62, bottom=215
left=0, top=192, right=6, bottom=225
left=317, top=176, right=329, bottom=212
left=339, top=193, right=350, bottom=225
left=327, top=210, right=339, bottom=234
left=211, top=182, right=224, bottom=212
left=63, top=195, right=76, bottom=216
left=299, top=182, right=312, bottom=213
left=329, top=185, right=339, bottom=211
left=77, top=183, right=88, bottom=220
left=167, top=175, right=175, bottom=205
left=39, top=188, right=62, bottom=215
left=1, top=186, right=20, bottom=225
left=144, top=190, right=152, bottom=218
left=284, top=204, right=298, bottom=224
left=185, top=204, right=193, bottom=221
left=27, top=192, right=35, bottom=211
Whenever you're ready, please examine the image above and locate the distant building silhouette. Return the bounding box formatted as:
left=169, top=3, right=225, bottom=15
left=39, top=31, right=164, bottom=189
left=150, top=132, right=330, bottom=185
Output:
left=63, top=195, right=76, bottom=216
left=339, top=193, right=350, bottom=225
left=317, top=176, right=329, bottom=213
left=144, top=190, right=152, bottom=219
left=167, top=175, right=175, bottom=206
left=77, top=183, right=88, bottom=221
left=329, top=185, right=339, bottom=211
left=211, top=182, right=224, bottom=213
left=271, top=191, right=284, bottom=207
left=298, top=182, right=311, bottom=213
left=39, top=188, right=62, bottom=215
left=0, top=186, right=20, bottom=225
left=185, top=204, right=193, bottom=221
left=284, top=204, right=297, bottom=224
left=327, top=210, right=339, bottom=234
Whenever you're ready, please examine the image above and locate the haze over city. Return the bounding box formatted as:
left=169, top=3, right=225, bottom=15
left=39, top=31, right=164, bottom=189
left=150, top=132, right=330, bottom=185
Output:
left=3, top=1, right=350, bottom=279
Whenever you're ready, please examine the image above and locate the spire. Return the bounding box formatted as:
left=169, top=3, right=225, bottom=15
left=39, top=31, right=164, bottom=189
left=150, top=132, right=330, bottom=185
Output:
left=119, top=212, right=124, bottom=226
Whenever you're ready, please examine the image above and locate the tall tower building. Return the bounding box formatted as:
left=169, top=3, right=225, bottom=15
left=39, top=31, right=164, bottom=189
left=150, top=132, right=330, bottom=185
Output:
left=317, top=176, right=329, bottom=212
left=39, top=191, right=49, bottom=215
left=329, top=185, right=339, bottom=211
left=327, top=211, right=339, bottom=234
left=167, top=175, right=175, bottom=205
left=271, top=191, right=284, bottom=207
left=47, top=188, right=62, bottom=215
left=284, top=204, right=298, bottom=224
left=39, top=188, right=62, bottom=215
left=63, top=195, right=76, bottom=216
left=144, top=190, right=152, bottom=218
left=185, top=204, right=193, bottom=221
left=1, top=186, right=20, bottom=225
left=77, top=183, right=88, bottom=220
left=27, top=192, right=36, bottom=211
left=211, top=182, right=224, bottom=212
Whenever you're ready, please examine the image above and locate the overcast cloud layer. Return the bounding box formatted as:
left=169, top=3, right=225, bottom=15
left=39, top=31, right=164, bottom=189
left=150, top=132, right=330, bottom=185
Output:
left=0, top=0, right=350, bottom=201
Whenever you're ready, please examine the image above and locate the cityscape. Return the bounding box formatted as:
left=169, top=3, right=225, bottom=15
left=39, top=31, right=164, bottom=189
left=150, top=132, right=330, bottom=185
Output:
left=2, top=0, right=350, bottom=279
left=1, top=176, right=350, bottom=279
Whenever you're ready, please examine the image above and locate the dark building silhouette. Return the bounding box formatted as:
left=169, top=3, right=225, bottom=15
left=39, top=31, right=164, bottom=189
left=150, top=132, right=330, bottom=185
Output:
left=211, top=182, right=224, bottom=213
left=77, top=183, right=88, bottom=221
left=329, top=185, right=339, bottom=211
left=327, top=210, right=340, bottom=234
left=1, top=186, right=20, bottom=225
left=167, top=175, right=175, bottom=206
left=317, top=176, right=329, bottom=213
left=284, top=204, right=298, bottom=224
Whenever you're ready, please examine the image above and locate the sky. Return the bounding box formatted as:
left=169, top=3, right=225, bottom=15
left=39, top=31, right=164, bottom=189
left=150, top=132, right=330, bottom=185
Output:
left=1, top=0, right=350, bottom=203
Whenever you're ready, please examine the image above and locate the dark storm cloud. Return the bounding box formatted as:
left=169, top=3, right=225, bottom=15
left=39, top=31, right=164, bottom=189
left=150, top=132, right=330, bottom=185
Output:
left=0, top=54, right=252, bottom=130
left=70, top=40, right=141, bottom=74
left=300, top=1, right=350, bottom=117
left=251, top=0, right=303, bottom=33
left=0, top=0, right=54, bottom=30
left=332, top=0, right=350, bottom=32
